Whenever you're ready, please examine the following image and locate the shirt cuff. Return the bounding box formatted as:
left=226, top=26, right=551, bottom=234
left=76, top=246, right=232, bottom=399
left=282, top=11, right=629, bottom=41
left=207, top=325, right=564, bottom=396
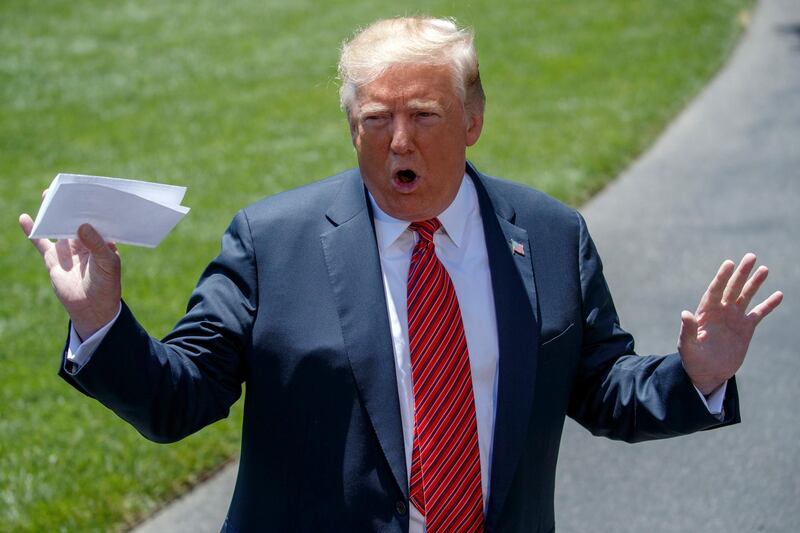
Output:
left=693, top=381, right=728, bottom=416
left=65, top=304, right=122, bottom=374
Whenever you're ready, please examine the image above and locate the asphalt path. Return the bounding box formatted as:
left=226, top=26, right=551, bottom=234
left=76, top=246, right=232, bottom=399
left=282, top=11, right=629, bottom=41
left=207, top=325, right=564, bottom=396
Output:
left=555, top=1, right=799, bottom=531
left=132, top=1, right=799, bottom=531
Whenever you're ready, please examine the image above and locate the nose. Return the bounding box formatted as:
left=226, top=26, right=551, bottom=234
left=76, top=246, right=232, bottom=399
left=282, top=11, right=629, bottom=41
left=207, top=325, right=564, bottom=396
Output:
left=389, top=117, right=415, bottom=155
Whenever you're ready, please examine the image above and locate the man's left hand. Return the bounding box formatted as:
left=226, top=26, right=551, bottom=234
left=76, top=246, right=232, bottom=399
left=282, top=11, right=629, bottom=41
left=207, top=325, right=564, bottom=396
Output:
left=678, top=253, right=783, bottom=395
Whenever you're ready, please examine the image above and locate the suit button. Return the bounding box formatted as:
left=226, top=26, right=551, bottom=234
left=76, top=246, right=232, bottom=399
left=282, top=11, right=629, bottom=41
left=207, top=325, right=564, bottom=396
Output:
left=395, top=500, right=407, bottom=516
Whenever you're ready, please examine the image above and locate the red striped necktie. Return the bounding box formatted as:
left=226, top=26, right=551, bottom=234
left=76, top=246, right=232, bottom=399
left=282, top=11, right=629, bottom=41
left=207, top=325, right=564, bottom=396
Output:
left=407, top=218, right=485, bottom=533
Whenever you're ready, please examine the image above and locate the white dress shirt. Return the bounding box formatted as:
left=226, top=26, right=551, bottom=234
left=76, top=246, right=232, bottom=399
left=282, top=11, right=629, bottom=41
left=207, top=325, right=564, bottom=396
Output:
left=369, top=175, right=499, bottom=532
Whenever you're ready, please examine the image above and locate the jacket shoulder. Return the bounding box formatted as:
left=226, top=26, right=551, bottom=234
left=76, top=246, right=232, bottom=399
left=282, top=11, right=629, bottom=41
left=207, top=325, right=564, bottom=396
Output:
left=239, top=168, right=359, bottom=224
left=479, top=173, right=580, bottom=229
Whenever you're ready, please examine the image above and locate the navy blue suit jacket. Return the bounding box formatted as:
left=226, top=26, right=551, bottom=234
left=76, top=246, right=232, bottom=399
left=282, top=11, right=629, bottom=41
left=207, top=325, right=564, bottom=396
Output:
left=62, top=163, right=739, bottom=532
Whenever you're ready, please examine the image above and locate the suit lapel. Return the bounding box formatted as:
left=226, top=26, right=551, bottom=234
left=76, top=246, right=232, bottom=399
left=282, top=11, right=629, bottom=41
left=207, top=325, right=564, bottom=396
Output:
left=469, top=165, right=541, bottom=531
left=320, top=171, right=408, bottom=498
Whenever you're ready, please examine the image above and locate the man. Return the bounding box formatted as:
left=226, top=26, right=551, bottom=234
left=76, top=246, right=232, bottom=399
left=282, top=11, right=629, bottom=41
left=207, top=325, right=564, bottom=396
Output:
left=20, top=17, right=782, bottom=533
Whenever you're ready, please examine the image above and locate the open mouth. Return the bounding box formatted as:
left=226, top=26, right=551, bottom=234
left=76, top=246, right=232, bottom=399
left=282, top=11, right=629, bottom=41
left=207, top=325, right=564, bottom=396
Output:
left=396, top=169, right=418, bottom=183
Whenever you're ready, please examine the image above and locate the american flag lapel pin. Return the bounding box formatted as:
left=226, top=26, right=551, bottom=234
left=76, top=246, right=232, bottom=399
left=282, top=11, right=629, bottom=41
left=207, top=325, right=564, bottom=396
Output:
left=510, top=239, right=525, bottom=256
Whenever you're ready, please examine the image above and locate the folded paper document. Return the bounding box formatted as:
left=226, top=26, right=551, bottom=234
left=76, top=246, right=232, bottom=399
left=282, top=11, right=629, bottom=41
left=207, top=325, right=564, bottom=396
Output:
left=29, top=173, right=190, bottom=248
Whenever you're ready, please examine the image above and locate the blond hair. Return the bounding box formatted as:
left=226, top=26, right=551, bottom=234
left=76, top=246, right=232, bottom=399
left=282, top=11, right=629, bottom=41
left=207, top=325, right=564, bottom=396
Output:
left=338, top=17, right=485, bottom=118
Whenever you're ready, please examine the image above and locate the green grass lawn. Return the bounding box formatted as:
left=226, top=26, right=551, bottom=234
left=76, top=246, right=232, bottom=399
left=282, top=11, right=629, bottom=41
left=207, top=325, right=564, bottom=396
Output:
left=1, top=0, right=748, bottom=530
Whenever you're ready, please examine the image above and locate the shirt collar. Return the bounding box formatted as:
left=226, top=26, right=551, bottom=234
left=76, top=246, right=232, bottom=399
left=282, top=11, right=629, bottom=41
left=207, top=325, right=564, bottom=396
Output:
left=369, top=174, right=477, bottom=251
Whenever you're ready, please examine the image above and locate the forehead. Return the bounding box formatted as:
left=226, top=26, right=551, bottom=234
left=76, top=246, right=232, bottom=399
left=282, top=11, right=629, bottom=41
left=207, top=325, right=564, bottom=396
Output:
left=356, top=63, right=460, bottom=109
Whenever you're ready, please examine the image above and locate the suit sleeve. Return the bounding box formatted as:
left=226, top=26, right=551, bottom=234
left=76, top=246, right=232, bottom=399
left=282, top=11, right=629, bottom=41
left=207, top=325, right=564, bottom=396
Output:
left=59, top=210, right=258, bottom=443
left=566, top=212, right=740, bottom=442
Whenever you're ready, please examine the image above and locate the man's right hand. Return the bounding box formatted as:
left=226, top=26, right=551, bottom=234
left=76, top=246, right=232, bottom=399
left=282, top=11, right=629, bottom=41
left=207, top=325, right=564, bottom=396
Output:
left=19, top=211, right=122, bottom=341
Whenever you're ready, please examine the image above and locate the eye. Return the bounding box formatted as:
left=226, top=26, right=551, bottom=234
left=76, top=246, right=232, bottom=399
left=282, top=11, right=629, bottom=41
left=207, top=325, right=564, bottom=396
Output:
left=362, top=114, right=389, bottom=127
left=414, top=111, right=440, bottom=123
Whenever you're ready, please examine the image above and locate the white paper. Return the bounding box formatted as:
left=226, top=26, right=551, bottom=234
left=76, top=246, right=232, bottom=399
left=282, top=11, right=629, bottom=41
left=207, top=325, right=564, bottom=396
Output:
left=29, top=173, right=190, bottom=248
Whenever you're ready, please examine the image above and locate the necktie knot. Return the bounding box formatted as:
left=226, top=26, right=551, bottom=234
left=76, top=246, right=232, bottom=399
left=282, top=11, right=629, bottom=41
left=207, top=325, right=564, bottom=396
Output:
left=409, top=218, right=441, bottom=244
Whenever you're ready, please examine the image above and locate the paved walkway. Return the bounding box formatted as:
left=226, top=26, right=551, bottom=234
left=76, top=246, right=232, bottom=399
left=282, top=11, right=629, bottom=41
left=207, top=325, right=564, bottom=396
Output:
left=132, top=0, right=799, bottom=531
left=556, top=0, right=799, bottom=531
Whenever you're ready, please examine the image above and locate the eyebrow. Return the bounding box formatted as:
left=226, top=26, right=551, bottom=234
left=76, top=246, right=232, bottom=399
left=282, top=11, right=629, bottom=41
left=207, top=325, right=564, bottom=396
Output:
left=406, top=99, right=444, bottom=112
left=357, top=99, right=445, bottom=118
left=358, top=103, right=390, bottom=116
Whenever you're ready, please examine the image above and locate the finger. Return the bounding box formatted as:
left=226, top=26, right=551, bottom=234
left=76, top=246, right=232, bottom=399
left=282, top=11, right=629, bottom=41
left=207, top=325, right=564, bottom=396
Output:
left=737, top=265, right=769, bottom=309
left=41, top=188, right=48, bottom=200
left=747, top=291, right=784, bottom=325
left=706, top=259, right=736, bottom=302
left=19, top=213, right=53, bottom=257
left=722, top=253, right=756, bottom=304
left=54, top=237, right=75, bottom=271
left=19, top=213, right=34, bottom=237
left=679, top=310, right=699, bottom=347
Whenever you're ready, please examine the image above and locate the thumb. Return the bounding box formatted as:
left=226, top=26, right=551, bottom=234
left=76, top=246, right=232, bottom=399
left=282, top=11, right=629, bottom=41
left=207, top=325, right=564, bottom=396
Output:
left=679, top=310, right=699, bottom=347
left=77, top=224, right=116, bottom=259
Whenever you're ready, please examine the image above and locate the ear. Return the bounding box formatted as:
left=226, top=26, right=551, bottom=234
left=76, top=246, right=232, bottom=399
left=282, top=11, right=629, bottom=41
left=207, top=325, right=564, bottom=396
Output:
left=347, top=112, right=359, bottom=146
left=465, top=109, right=484, bottom=147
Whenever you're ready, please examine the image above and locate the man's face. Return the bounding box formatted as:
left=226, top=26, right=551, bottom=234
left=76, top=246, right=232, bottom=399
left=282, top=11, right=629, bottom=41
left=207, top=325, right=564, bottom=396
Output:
left=349, top=63, right=483, bottom=222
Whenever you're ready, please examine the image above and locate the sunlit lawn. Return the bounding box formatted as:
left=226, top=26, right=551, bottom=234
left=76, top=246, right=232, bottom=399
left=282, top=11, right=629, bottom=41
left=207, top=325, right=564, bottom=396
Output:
left=1, top=0, right=748, bottom=530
